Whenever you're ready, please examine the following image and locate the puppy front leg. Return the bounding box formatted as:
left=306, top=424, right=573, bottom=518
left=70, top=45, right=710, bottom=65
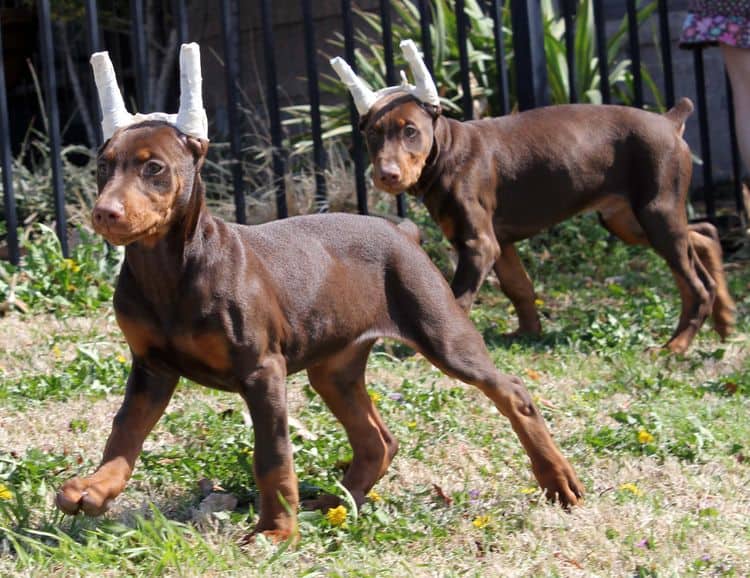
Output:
left=56, top=362, right=178, bottom=516
left=240, top=354, right=299, bottom=542
left=452, top=231, right=500, bottom=312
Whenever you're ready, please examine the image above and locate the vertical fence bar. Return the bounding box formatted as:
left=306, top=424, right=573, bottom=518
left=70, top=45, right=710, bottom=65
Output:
left=380, top=0, right=396, bottom=85
left=260, top=0, right=288, bottom=219
left=592, top=0, right=610, bottom=104
left=302, top=0, right=327, bottom=212
left=220, top=0, right=246, bottom=223
left=417, top=0, right=433, bottom=74
left=456, top=0, right=473, bottom=120
left=173, top=0, right=189, bottom=45
left=0, top=21, right=19, bottom=264
left=693, top=48, right=714, bottom=220
left=84, top=0, right=102, bottom=145
left=626, top=0, right=643, bottom=107
left=342, top=0, right=368, bottom=215
left=510, top=0, right=548, bottom=110
left=489, top=0, right=510, bottom=115
left=562, top=0, right=577, bottom=103
left=725, top=73, right=745, bottom=216
left=657, top=0, right=675, bottom=108
left=38, top=0, right=69, bottom=257
left=379, top=0, right=406, bottom=217
left=488, top=0, right=509, bottom=114
left=85, top=0, right=100, bottom=52
left=130, top=0, right=150, bottom=111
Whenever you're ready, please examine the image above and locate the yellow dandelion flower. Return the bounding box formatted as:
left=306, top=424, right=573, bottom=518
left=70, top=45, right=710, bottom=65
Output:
left=534, top=298, right=544, bottom=307
left=0, top=483, right=12, bottom=500
left=619, top=482, right=643, bottom=496
left=52, top=344, right=62, bottom=358
left=116, top=354, right=128, bottom=364
left=638, top=429, right=654, bottom=444
left=520, top=486, right=537, bottom=495
left=369, top=391, right=382, bottom=404
left=472, top=515, right=491, bottom=529
left=325, top=505, right=348, bottom=526
left=63, top=258, right=80, bottom=272
left=367, top=489, right=382, bottom=502
left=407, top=421, right=417, bottom=429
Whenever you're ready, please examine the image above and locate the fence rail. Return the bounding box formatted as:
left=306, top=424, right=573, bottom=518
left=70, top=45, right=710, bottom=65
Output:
left=0, top=0, right=746, bottom=265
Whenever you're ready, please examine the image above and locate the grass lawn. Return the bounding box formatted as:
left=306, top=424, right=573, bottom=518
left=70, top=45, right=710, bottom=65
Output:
left=1, top=214, right=749, bottom=577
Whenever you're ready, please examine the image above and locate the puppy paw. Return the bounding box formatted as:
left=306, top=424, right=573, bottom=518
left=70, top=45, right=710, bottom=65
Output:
left=239, top=527, right=299, bottom=546
left=56, top=475, right=124, bottom=516
left=534, top=459, right=584, bottom=509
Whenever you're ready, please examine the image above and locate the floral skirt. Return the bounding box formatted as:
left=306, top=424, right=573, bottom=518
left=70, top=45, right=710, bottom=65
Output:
left=680, top=0, right=750, bottom=48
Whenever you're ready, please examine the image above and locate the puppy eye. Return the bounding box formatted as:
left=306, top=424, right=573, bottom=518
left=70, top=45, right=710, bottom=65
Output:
left=143, top=160, right=165, bottom=177
left=404, top=125, right=419, bottom=139
left=97, top=160, right=108, bottom=178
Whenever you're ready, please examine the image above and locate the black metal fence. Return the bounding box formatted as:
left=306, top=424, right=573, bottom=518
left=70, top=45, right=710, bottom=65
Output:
left=0, top=0, right=746, bottom=264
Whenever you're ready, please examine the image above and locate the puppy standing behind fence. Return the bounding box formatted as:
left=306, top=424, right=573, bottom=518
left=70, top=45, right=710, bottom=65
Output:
left=332, top=41, right=736, bottom=354
left=55, top=44, right=583, bottom=541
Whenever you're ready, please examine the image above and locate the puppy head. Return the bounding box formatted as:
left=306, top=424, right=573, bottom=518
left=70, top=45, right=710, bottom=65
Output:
left=359, top=92, right=440, bottom=194
left=92, top=121, right=208, bottom=246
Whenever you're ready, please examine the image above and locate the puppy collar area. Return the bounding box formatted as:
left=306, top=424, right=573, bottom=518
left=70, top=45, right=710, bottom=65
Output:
left=91, top=42, right=209, bottom=141
left=330, top=39, right=440, bottom=116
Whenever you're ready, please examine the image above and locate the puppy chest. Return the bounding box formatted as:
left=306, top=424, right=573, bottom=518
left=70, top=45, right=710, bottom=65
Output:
left=115, top=313, right=232, bottom=372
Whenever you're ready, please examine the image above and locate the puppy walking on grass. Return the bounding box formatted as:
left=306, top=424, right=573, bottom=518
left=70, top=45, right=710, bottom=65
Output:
left=56, top=43, right=582, bottom=541
left=332, top=40, right=735, bottom=354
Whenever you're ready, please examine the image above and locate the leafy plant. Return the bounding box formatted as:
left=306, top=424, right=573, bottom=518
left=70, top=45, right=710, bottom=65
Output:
left=0, top=224, right=120, bottom=316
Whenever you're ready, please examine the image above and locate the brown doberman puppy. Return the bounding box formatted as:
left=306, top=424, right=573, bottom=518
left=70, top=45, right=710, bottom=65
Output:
left=360, top=94, right=735, bottom=353
left=55, top=121, right=583, bottom=541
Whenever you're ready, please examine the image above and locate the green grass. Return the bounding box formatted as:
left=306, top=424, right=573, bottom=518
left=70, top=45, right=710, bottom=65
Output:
left=1, top=212, right=749, bottom=576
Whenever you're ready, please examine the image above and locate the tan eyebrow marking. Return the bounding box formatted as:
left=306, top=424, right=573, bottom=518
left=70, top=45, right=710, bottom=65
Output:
left=135, top=148, right=152, bottom=162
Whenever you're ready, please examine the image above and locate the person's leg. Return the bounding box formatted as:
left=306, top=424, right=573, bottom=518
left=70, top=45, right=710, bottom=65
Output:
left=721, top=44, right=750, bottom=174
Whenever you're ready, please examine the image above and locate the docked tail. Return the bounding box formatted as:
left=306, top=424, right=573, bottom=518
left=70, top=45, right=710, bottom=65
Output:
left=664, top=97, right=694, bottom=137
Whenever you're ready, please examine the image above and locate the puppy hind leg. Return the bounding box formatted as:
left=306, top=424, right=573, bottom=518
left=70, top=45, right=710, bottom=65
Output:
left=688, top=223, right=736, bottom=339
left=635, top=207, right=714, bottom=353
left=305, top=340, right=398, bottom=510
left=407, top=315, right=582, bottom=506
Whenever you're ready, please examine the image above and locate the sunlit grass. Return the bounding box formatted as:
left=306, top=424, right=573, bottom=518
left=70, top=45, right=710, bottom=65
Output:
left=1, top=213, right=749, bottom=576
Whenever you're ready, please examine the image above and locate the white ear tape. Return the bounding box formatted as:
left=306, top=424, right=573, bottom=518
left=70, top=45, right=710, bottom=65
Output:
left=90, top=51, right=135, bottom=141
left=330, top=39, right=440, bottom=116
left=91, top=43, right=208, bottom=141
left=399, top=39, right=440, bottom=107
left=175, top=43, right=208, bottom=140
left=330, top=57, right=377, bottom=116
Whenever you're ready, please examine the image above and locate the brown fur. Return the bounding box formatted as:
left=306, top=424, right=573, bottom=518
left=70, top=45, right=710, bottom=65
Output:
left=361, top=94, right=735, bottom=353
left=56, top=122, right=583, bottom=541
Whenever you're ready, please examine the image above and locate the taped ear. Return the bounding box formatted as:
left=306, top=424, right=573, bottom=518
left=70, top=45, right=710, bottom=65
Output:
left=185, top=136, right=209, bottom=171
left=422, top=103, right=442, bottom=120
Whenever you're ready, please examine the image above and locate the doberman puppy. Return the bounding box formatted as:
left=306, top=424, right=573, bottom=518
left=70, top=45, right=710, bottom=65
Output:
left=361, top=95, right=735, bottom=353
left=55, top=121, right=583, bottom=540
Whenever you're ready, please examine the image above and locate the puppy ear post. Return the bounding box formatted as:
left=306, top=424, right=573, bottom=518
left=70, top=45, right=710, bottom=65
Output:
left=185, top=136, right=209, bottom=170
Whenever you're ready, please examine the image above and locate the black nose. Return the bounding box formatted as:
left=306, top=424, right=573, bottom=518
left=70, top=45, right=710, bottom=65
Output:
left=92, top=203, right=124, bottom=226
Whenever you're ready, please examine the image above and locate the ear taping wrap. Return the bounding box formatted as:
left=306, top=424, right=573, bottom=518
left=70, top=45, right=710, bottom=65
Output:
left=91, top=43, right=208, bottom=141
left=330, top=39, right=440, bottom=115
